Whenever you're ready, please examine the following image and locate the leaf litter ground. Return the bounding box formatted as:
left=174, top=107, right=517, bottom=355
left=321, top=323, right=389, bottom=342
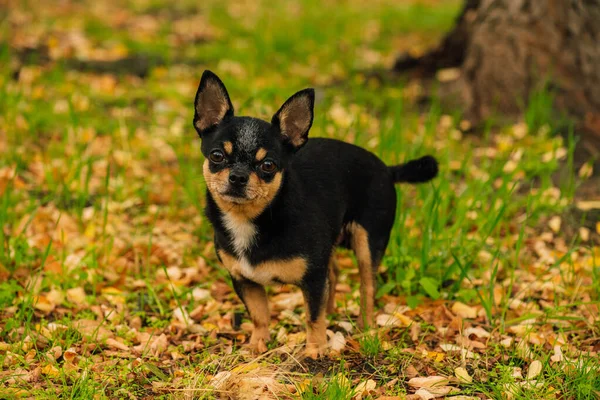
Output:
left=1, top=0, right=599, bottom=399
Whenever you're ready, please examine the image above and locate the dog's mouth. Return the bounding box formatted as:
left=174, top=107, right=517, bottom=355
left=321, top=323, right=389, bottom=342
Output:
left=216, top=186, right=259, bottom=205
left=220, top=193, right=252, bottom=204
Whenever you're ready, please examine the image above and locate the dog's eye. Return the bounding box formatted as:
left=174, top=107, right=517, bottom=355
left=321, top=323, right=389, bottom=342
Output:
left=209, top=150, right=225, bottom=163
left=260, top=160, right=276, bottom=173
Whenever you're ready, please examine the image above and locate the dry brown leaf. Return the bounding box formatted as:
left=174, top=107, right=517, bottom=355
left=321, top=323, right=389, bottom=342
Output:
left=354, top=379, right=377, bottom=400
left=106, top=338, right=129, bottom=351
left=408, top=376, right=449, bottom=388
left=63, top=347, right=78, bottom=364
left=328, top=331, right=346, bottom=354
left=192, top=287, right=212, bottom=302
left=463, top=326, right=490, bottom=338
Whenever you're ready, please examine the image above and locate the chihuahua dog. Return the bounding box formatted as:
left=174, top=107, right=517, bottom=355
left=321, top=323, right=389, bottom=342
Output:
left=193, top=70, right=438, bottom=358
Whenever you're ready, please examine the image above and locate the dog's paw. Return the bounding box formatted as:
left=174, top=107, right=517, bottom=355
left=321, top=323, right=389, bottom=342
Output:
left=248, top=327, right=270, bottom=354
left=248, top=338, right=268, bottom=354
left=304, top=342, right=328, bottom=359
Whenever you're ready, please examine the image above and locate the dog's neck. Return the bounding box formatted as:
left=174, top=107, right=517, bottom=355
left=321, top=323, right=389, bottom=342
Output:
left=220, top=211, right=257, bottom=256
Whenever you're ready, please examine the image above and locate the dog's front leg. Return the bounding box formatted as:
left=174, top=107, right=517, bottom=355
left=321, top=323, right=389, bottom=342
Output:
left=231, top=276, right=270, bottom=353
left=301, top=269, right=329, bottom=359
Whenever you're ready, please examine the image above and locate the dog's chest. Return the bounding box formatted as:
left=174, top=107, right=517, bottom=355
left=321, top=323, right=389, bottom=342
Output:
left=221, top=213, right=257, bottom=255
left=218, top=213, right=307, bottom=285
left=220, top=213, right=266, bottom=283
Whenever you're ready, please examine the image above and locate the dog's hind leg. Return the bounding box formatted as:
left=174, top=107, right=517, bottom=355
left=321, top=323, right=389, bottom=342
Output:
left=301, top=267, right=329, bottom=359
left=327, top=254, right=339, bottom=314
left=348, top=222, right=376, bottom=328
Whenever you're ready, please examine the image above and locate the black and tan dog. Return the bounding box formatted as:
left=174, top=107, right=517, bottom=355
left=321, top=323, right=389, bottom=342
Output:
left=193, top=70, right=438, bottom=358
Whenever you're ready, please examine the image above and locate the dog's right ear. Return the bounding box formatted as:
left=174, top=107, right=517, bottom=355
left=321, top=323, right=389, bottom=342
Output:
left=193, top=70, right=234, bottom=136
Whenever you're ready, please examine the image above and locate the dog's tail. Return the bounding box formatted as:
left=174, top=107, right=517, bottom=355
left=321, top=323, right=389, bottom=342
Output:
left=388, top=155, right=438, bottom=184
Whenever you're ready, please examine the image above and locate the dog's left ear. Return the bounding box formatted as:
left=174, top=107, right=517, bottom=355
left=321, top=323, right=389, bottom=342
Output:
left=194, top=70, right=234, bottom=136
left=272, top=89, right=314, bottom=150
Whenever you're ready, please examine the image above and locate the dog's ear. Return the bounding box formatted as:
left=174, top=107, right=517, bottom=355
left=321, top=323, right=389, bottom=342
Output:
left=271, top=89, right=314, bottom=150
left=193, top=70, right=234, bottom=135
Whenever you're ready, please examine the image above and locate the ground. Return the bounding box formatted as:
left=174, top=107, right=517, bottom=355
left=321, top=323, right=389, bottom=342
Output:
left=1, top=0, right=599, bottom=399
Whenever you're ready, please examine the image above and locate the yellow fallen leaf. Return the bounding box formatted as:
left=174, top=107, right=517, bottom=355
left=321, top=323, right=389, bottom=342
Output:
left=424, top=351, right=445, bottom=362
left=576, top=201, right=600, bottom=211
left=451, top=302, right=477, bottom=319
left=33, top=295, right=55, bottom=313
left=455, top=367, right=473, bottom=383
left=527, top=360, right=543, bottom=379
left=231, top=363, right=260, bottom=374
left=101, top=287, right=125, bottom=305
left=548, top=216, right=561, bottom=233
left=579, top=227, right=590, bottom=242
left=354, top=379, right=376, bottom=399
left=66, top=287, right=87, bottom=305
left=578, top=163, right=593, bottom=178
left=42, top=364, right=60, bottom=378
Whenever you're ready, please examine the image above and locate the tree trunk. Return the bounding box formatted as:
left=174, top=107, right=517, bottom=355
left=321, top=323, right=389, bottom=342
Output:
left=395, top=0, right=600, bottom=138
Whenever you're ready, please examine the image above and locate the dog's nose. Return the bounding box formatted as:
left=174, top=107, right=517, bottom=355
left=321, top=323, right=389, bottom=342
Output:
left=229, top=171, right=249, bottom=186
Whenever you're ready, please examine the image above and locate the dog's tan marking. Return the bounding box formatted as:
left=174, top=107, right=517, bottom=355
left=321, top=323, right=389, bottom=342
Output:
left=241, top=282, right=270, bottom=353
left=223, top=141, right=233, bottom=155
left=303, top=287, right=329, bottom=359
left=255, top=148, right=268, bottom=162
left=218, top=250, right=307, bottom=285
left=195, top=80, right=230, bottom=131
left=327, top=255, right=340, bottom=314
left=277, top=96, right=312, bottom=147
left=348, top=222, right=375, bottom=328
left=218, top=250, right=242, bottom=278
left=203, top=160, right=283, bottom=221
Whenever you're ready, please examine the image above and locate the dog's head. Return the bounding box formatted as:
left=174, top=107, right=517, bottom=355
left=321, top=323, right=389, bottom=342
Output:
left=193, top=70, right=314, bottom=218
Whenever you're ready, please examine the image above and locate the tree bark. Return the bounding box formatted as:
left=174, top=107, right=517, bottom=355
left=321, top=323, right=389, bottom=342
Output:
left=395, top=0, right=600, bottom=138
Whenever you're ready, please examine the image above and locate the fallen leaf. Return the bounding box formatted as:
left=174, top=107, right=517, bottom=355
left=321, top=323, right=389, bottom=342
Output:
left=41, top=364, right=59, bottom=378
left=354, top=379, right=376, bottom=400
left=106, top=338, right=129, bottom=351
left=405, top=364, right=419, bottom=378
left=192, top=287, right=212, bottom=302
left=463, top=327, right=490, bottom=338
left=408, top=376, right=449, bottom=388
left=34, top=295, right=56, bottom=313
left=579, top=227, right=590, bottom=242
left=548, top=216, right=561, bottom=233
left=328, top=331, right=346, bottom=353
left=173, top=306, right=191, bottom=325
left=66, top=287, right=87, bottom=305
left=376, top=313, right=403, bottom=327
left=414, top=388, right=436, bottom=400
left=550, top=345, right=564, bottom=363
left=527, top=360, right=542, bottom=379
left=451, top=302, right=477, bottom=319
left=454, top=367, right=472, bottom=383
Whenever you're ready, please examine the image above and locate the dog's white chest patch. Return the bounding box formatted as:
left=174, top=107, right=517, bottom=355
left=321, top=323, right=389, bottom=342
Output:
left=221, top=213, right=257, bottom=256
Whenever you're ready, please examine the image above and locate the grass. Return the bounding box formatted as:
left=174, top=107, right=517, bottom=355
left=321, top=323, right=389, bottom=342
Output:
left=1, top=0, right=599, bottom=398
